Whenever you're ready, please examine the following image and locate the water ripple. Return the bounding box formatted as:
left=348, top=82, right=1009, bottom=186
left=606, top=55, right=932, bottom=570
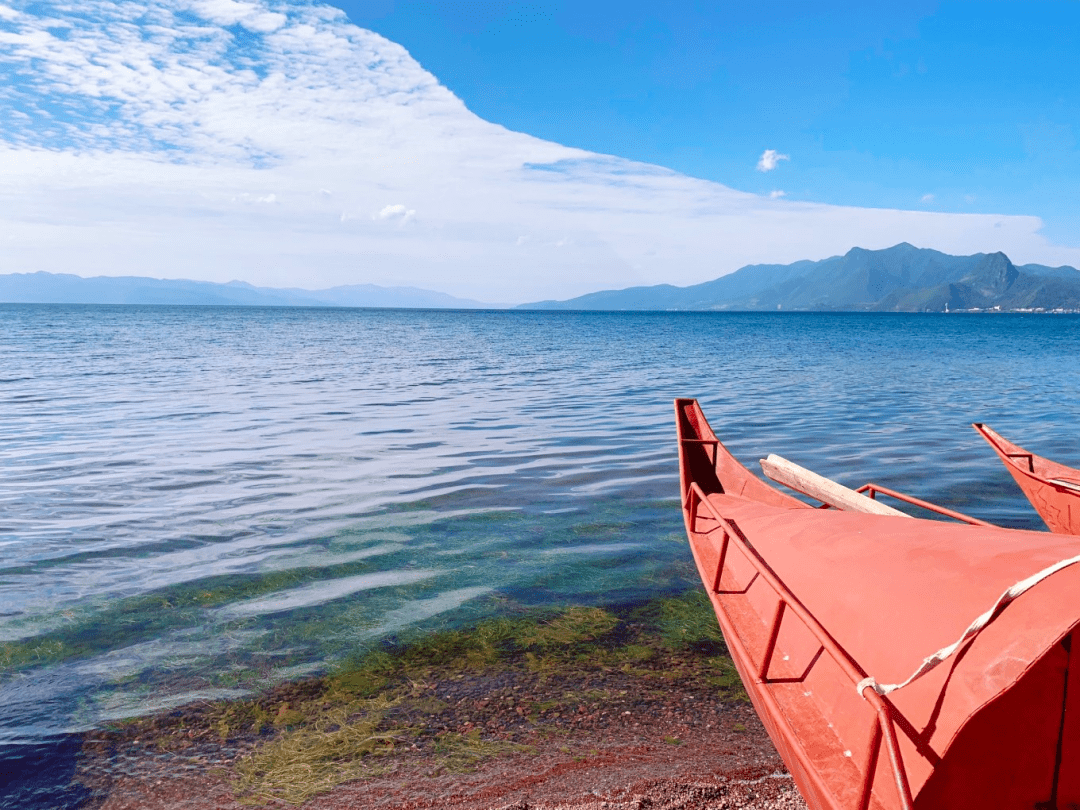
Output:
left=1, top=306, right=1077, bottom=743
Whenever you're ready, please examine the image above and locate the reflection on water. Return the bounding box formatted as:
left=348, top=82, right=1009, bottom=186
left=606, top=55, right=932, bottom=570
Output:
left=1, top=306, right=1078, bottom=745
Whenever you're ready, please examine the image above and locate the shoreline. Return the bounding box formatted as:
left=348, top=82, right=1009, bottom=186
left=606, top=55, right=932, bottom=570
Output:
left=75, top=672, right=801, bottom=810
left=9, top=594, right=807, bottom=809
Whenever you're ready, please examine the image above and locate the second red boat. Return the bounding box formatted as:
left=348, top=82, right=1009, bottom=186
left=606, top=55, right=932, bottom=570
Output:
left=974, top=422, right=1080, bottom=535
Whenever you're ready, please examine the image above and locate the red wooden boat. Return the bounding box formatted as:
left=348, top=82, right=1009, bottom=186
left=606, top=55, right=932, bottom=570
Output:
left=974, top=422, right=1080, bottom=535
left=676, top=398, right=1080, bottom=810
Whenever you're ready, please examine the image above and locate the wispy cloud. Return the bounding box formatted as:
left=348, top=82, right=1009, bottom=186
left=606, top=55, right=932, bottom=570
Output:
left=756, top=149, right=789, bottom=172
left=921, top=193, right=935, bottom=203
left=188, top=0, right=287, bottom=32
left=768, top=190, right=786, bottom=199
left=0, top=1, right=1076, bottom=302
left=374, top=204, right=416, bottom=224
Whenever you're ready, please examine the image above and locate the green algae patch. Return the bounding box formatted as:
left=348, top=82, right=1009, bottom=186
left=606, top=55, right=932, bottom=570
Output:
left=516, top=607, right=619, bottom=650
left=648, top=589, right=729, bottom=653
left=0, top=638, right=67, bottom=669
left=88, top=593, right=747, bottom=805
left=233, top=698, right=402, bottom=805
left=705, top=655, right=746, bottom=694
left=429, top=729, right=531, bottom=773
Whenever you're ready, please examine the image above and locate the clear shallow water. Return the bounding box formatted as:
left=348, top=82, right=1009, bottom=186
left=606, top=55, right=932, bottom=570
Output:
left=1, top=306, right=1079, bottom=747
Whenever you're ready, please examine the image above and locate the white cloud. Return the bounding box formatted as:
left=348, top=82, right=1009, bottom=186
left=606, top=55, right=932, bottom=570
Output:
left=921, top=193, right=935, bottom=203
left=757, top=149, right=790, bottom=172
left=374, top=203, right=416, bottom=223
left=768, top=190, right=786, bottom=199
left=186, top=0, right=286, bottom=32
left=0, top=1, right=1077, bottom=302
left=243, top=11, right=288, bottom=32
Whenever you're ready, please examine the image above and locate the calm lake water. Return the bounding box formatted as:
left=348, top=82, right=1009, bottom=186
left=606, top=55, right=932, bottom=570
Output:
left=2, top=306, right=1079, bottom=751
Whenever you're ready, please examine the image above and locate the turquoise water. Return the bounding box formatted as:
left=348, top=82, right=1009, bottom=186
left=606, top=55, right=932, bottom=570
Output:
left=1, top=306, right=1078, bottom=747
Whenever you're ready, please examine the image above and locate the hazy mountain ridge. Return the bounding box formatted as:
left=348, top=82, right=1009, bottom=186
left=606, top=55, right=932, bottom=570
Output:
left=521, top=244, right=1080, bottom=312
left=6, top=244, right=1079, bottom=312
left=0, top=272, right=493, bottom=309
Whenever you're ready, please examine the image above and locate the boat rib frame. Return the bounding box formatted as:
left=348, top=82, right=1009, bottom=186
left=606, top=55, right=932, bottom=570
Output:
left=854, top=484, right=991, bottom=527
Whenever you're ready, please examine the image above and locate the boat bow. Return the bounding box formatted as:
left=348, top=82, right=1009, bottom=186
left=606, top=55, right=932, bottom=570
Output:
left=974, top=422, right=1080, bottom=534
left=676, top=399, right=1080, bottom=810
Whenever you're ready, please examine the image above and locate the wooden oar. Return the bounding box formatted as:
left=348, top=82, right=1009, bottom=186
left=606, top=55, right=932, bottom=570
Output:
left=760, top=454, right=912, bottom=518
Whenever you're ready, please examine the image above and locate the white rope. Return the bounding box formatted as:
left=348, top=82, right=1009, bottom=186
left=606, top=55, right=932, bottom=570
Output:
left=858, top=552, right=1080, bottom=698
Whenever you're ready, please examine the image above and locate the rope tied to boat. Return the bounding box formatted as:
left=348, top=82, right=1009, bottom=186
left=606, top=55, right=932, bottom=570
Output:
left=857, top=552, right=1080, bottom=699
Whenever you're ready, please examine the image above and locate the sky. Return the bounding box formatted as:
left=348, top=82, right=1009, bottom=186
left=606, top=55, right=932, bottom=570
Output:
left=350, top=1, right=1080, bottom=239
left=0, top=0, right=1078, bottom=303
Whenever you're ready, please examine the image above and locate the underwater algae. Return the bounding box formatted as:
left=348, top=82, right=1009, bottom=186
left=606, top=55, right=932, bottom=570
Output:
left=80, top=592, right=747, bottom=805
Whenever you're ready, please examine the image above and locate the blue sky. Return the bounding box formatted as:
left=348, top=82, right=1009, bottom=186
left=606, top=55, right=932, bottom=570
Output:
left=346, top=1, right=1080, bottom=241
left=0, top=0, right=1077, bottom=302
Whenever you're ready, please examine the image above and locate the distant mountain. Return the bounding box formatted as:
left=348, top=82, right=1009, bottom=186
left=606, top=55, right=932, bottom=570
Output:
left=520, top=244, right=1080, bottom=312
left=0, top=272, right=494, bottom=309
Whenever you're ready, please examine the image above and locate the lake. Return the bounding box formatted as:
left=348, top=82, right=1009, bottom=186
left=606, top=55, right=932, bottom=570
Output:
left=2, top=306, right=1078, bottom=751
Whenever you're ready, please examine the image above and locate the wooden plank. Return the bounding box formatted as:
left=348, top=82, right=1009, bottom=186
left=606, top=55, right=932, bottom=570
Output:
left=759, top=454, right=912, bottom=518
left=1049, top=478, right=1080, bottom=494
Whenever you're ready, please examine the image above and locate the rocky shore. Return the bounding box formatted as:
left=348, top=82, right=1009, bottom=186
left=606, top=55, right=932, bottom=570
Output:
left=67, top=596, right=805, bottom=809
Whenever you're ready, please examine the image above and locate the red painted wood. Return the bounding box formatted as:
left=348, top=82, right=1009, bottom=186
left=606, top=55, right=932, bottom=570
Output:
left=975, top=423, right=1080, bottom=535
left=676, top=399, right=1080, bottom=810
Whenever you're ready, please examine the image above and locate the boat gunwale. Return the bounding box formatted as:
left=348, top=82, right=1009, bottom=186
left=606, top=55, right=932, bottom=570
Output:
left=973, top=422, right=1080, bottom=491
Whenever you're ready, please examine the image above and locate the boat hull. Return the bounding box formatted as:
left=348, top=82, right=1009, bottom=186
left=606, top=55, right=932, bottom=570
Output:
left=676, top=399, right=1080, bottom=810
left=974, top=423, right=1080, bottom=534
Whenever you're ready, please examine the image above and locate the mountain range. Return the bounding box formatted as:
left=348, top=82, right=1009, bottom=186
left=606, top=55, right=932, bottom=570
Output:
left=4, top=244, right=1080, bottom=312
left=521, top=243, right=1080, bottom=312
left=0, top=272, right=492, bottom=309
